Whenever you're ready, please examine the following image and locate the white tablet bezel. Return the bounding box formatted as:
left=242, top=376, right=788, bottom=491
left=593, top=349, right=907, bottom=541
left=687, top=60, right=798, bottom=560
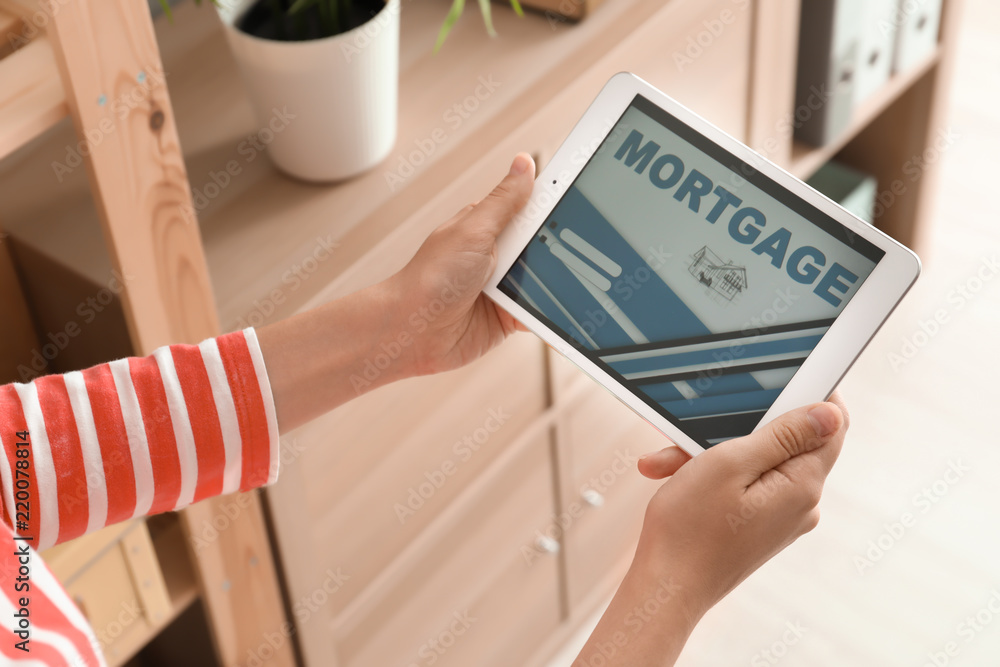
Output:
left=485, top=72, right=920, bottom=457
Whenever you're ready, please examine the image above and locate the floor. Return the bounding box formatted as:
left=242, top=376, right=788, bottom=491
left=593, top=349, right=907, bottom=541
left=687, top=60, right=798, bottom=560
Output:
left=546, top=1, right=1000, bottom=664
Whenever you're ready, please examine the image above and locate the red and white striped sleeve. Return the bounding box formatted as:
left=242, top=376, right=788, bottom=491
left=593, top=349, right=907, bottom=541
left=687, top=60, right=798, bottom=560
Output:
left=0, top=326, right=281, bottom=550
left=0, top=327, right=280, bottom=665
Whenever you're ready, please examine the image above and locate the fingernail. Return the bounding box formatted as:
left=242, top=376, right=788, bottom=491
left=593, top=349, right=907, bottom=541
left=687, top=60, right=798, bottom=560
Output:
left=509, top=153, right=531, bottom=175
left=807, top=403, right=841, bottom=437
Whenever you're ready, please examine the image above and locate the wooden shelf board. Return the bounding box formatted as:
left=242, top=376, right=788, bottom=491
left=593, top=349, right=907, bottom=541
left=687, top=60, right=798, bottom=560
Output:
left=0, top=34, right=68, bottom=162
left=152, top=518, right=199, bottom=615
left=0, top=7, right=23, bottom=58
left=790, top=47, right=943, bottom=179
left=0, top=7, right=19, bottom=34
left=106, top=519, right=199, bottom=667
left=0, top=1, right=947, bottom=338
left=41, top=520, right=138, bottom=585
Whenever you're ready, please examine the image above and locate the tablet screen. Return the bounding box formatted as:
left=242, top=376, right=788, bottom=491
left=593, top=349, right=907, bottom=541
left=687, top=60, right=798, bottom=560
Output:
left=499, top=95, right=886, bottom=447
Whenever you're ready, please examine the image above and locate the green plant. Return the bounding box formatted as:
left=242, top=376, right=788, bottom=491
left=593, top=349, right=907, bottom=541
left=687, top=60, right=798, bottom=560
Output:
left=435, top=0, right=524, bottom=53
left=158, top=0, right=523, bottom=50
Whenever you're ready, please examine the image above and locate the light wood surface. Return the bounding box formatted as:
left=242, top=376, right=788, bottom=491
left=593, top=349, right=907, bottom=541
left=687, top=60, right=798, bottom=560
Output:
left=0, top=35, right=67, bottom=161
left=66, top=537, right=158, bottom=664
left=177, top=0, right=749, bottom=328
left=268, top=333, right=549, bottom=663
left=44, top=0, right=218, bottom=353
left=120, top=522, right=172, bottom=629
left=557, top=381, right=664, bottom=611
left=0, top=0, right=294, bottom=663
left=334, top=432, right=562, bottom=667
left=746, top=0, right=801, bottom=166
left=42, top=520, right=138, bottom=583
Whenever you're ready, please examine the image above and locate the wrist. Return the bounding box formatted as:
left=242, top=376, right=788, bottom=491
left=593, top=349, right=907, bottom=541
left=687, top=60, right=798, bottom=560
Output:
left=351, top=277, right=423, bottom=386
left=628, top=537, right=710, bottom=633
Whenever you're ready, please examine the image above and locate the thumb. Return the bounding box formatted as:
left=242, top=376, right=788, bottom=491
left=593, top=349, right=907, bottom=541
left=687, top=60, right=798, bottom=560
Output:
left=734, top=402, right=844, bottom=478
left=466, top=153, right=535, bottom=239
left=638, top=446, right=691, bottom=480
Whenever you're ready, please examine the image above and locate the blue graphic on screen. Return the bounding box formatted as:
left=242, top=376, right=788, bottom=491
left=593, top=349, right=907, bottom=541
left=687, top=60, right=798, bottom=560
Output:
left=500, top=96, right=884, bottom=447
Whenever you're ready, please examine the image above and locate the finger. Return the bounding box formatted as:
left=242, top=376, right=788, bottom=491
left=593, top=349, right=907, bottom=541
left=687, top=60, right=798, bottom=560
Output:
left=638, top=446, right=691, bottom=479
left=827, top=390, right=850, bottom=430
left=776, top=401, right=849, bottom=482
left=465, top=153, right=535, bottom=239
left=732, top=402, right=845, bottom=480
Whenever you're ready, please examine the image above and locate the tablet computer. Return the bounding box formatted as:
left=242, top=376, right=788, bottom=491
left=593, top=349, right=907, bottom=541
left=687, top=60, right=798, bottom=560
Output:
left=485, top=72, right=920, bottom=456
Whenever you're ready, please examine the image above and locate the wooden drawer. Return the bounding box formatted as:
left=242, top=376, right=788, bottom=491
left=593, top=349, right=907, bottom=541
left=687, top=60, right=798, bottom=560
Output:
left=330, top=431, right=561, bottom=667
left=266, top=333, right=547, bottom=630
left=46, top=520, right=171, bottom=665
left=557, top=384, right=672, bottom=610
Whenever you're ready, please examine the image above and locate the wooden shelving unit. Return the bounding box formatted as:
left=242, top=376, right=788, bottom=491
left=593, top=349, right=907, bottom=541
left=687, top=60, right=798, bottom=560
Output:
left=0, top=0, right=963, bottom=664
left=0, top=0, right=293, bottom=665
left=789, top=47, right=944, bottom=178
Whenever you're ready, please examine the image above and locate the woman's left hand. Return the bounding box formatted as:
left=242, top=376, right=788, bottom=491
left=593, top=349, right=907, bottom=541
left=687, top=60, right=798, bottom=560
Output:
left=386, top=152, right=535, bottom=376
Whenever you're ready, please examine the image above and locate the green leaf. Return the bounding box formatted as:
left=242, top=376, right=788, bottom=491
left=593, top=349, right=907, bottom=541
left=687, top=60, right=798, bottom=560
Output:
left=288, top=0, right=317, bottom=16
left=477, top=0, right=497, bottom=38
left=509, top=0, right=524, bottom=18
left=158, top=0, right=174, bottom=22
left=434, top=0, right=465, bottom=53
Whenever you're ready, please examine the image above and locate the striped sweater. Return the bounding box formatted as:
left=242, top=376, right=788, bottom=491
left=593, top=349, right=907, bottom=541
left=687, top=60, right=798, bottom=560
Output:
left=0, top=328, right=280, bottom=666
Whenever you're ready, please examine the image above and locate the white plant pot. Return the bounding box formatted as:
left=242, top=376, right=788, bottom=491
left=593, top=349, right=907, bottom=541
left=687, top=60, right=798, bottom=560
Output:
left=217, top=0, right=399, bottom=182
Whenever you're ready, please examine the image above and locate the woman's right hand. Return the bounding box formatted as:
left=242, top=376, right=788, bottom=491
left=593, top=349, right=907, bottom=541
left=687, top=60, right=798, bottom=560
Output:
left=574, top=394, right=848, bottom=666
left=635, top=393, right=848, bottom=620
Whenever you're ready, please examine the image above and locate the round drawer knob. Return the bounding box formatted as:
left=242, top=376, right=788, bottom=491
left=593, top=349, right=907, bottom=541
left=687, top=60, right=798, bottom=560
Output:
left=535, top=535, right=560, bottom=554
left=582, top=489, right=605, bottom=507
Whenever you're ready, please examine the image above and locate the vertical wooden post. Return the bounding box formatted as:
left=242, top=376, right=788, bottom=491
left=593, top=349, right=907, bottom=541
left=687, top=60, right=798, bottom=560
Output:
left=746, top=0, right=802, bottom=168
left=33, top=0, right=294, bottom=664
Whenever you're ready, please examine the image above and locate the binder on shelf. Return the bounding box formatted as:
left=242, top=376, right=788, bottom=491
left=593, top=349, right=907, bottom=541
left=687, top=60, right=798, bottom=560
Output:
left=893, top=0, right=943, bottom=74
left=794, top=0, right=864, bottom=147
left=853, top=0, right=900, bottom=106
left=806, top=160, right=878, bottom=224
